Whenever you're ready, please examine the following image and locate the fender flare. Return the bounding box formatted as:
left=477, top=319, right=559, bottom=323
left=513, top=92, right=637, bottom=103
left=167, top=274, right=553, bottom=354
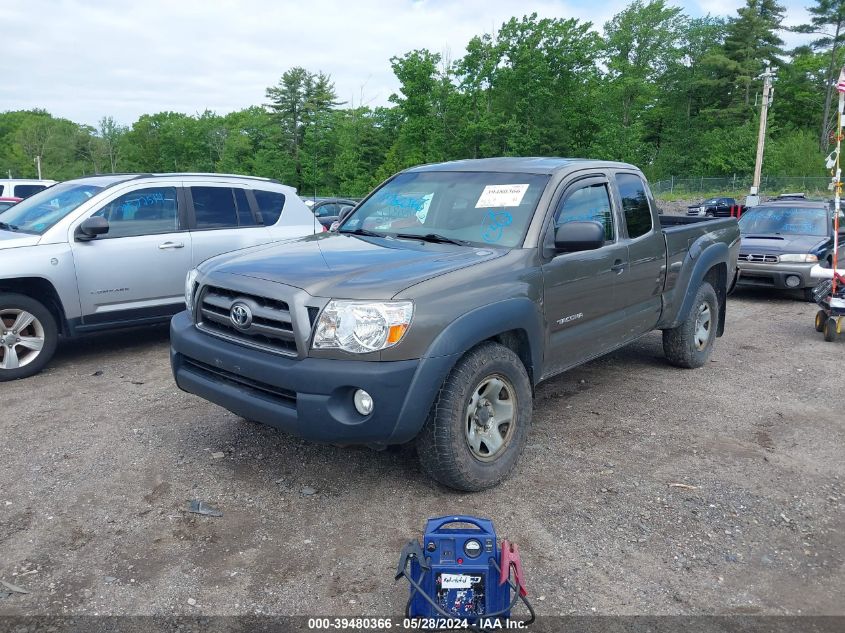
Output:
left=388, top=298, right=545, bottom=444
left=664, top=241, right=728, bottom=331
left=423, top=297, right=544, bottom=379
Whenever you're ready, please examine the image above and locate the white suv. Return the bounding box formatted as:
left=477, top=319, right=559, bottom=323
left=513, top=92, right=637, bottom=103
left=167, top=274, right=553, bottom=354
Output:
left=0, top=179, right=57, bottom=199
left=0, top=173, right=321, bottom=380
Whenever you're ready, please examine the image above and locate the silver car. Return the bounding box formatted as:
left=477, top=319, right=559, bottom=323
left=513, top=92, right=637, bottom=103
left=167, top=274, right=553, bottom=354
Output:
left=0, top=173, right=321, bottom=380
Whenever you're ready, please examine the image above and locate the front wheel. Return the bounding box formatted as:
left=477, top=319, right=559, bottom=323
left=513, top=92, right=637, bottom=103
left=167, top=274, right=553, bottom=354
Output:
left=416, top=342, right=532, bottom=491
left=815, top=310, right=827, bottom=333
left=823, top=317, right=839, bottom=342
left=0, top=294, right=58, bottom=382
left=662, top=281, right=719, bottom=369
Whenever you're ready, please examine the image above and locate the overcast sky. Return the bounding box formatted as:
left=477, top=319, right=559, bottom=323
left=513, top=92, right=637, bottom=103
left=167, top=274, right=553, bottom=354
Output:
left=2, top=0, right=815, bottom=128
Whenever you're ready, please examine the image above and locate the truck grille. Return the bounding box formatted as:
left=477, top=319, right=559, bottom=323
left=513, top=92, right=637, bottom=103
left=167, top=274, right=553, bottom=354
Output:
left=739, top=253, right=779, bottom=263
left=197, top=285, right=297, bottom=356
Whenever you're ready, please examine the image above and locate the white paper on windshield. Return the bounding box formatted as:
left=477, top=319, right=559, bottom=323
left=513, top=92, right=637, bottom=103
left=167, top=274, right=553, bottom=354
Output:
left=416, top=193, right=434, bottom=222
left=439, top=573, right=474, bottom=589
left=475, top=184, right=529, bottom=208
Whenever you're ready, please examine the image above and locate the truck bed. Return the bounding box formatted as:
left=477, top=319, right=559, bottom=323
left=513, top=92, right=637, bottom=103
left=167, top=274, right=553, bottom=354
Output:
left=658, top=215, right=740, bottom=327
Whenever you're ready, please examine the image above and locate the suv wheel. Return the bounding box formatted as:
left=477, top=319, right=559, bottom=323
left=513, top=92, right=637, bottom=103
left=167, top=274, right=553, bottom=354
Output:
left=662, top=281, right=718, bottom=369
left=0, top=294, right=58, bottom=382
left=416, top=342, right=532, bottom=491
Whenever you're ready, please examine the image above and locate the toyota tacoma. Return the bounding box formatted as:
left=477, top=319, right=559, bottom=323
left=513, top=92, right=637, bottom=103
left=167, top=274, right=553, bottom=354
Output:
left=170, top=158, right=740, bottom=491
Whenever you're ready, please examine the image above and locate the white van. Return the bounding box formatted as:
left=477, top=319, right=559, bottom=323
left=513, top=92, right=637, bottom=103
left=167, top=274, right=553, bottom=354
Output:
left=0, top=179, right=57, bottom=199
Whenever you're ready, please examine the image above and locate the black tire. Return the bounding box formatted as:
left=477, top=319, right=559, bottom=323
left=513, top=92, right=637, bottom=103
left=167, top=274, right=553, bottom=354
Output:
left=416, top=342, right=532, bottom=492
left=815, top=310, right=827, bottom=333
left=0, top=293, right=58, bottom=382
left=662, top=281, right=719, bottom=369
left=705, top=211, right=714, bottom=218
left=804, top=286, right=819, bottom=302
left=823, top=317, right=838, bottom=342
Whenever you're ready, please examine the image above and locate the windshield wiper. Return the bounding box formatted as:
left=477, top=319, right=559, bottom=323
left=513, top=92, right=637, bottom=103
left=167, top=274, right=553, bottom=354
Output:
left=0, top=221, right=20, bottom=232
left=395, top=233, right=473, bottom=246
left=339, top=227, right=385, bottom=238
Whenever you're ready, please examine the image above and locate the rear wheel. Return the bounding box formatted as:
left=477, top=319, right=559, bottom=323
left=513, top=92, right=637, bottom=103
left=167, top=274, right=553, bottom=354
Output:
left=0, top=294, right=58, bottom=381
left=416, top=342, right=532, bottom=491
left=662, top=282, right=719, bottom=369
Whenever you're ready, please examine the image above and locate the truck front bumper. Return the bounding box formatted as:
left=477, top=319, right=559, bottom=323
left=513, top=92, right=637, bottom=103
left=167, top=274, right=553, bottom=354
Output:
left=170, top=311, right=457, bottom=445
left=736, top=262, right=817, bottom=290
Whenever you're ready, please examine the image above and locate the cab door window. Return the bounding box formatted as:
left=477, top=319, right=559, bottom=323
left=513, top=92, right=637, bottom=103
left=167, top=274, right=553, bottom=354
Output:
left=554, top=182, right=614, bottom=242
left=92, top=187, right=180, bottom=238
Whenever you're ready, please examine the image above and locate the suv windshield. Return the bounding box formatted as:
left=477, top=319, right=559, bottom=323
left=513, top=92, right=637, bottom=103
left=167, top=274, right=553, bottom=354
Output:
left=340, top=171, right=550, bottom=248
left=739, top=206, right=828, bottom=237
left=0, top=183, right=103, bottom=234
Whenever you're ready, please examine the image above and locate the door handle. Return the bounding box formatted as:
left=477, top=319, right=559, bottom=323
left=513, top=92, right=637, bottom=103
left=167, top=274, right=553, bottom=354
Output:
left=158, top=241, right=185, bottom=250
left=611, top=259, right=626, bottom=273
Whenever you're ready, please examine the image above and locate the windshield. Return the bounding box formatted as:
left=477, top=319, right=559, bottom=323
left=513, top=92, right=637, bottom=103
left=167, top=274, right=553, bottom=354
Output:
left=0, top=183, right=103, bottom=234
left=340, top=171, right=550, bottom=248
left=738, top=206, right=829, bottom=237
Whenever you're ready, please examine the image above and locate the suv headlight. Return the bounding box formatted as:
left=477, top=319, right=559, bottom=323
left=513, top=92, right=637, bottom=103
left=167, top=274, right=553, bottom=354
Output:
left=313, top=300, right=413, bottom=353
left=185, top=268, right=199, bottom=314
left=779, top=254, right=818, bottom=263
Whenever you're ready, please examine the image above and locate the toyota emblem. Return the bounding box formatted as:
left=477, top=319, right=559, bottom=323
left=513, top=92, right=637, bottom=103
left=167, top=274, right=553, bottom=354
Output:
left=229, top=302, right=253, bottom=329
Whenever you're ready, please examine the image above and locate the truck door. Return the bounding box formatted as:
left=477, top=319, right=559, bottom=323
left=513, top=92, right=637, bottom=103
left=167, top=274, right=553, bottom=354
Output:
left=541, top=176, right=629, bottom=375
left=612, top=172, right=665, bottom=340
left=72, top=185, right=192, bottom=326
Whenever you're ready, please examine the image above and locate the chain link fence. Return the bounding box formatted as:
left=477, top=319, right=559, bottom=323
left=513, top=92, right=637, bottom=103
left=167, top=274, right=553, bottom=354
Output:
left=651, top=175, right=831, bottom=198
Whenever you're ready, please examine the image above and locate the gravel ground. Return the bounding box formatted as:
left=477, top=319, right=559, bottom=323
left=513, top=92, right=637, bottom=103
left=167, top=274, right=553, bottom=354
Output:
left=0, top=288, right=842, bottom=618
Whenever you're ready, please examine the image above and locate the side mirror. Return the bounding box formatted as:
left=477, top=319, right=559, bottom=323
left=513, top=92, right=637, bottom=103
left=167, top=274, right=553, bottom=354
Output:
left=554, top=221, right=605, bottom=253
left=76, top=216, right=109, bottom=241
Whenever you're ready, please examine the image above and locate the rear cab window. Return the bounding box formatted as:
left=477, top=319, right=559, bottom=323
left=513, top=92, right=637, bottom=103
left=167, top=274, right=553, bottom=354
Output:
left=615, top=173, right=654, bottom=239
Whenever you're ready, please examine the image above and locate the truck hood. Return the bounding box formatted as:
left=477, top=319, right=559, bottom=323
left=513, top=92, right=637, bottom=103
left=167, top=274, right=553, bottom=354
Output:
left=0, top=230, right=41, bottom=249
left=740, top=233, right=828, bottom=255
left=205, top=232, right=506, bottom=299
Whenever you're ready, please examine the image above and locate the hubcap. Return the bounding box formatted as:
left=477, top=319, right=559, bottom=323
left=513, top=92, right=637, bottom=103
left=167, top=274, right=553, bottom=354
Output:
left=465, top=374, right=516, bottom=462
left=0, top=309, right=45, bottom=370
left=693, top=302, right=712, bottom=351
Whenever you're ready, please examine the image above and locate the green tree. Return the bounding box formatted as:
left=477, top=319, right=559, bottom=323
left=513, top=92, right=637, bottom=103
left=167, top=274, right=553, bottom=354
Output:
left=791, top=0, right=845, bottom=148
left=266, top=68, right=341, bottom=191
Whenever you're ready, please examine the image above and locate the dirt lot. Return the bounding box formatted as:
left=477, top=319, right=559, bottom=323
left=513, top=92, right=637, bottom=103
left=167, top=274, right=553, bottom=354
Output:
left=0, top=288, right=842, bottom=619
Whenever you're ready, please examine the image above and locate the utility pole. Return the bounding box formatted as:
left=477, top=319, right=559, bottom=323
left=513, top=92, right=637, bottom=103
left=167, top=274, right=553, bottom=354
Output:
left=34, top=155, right=42, bottom=180
left=747, top=66, right=775, bottom=207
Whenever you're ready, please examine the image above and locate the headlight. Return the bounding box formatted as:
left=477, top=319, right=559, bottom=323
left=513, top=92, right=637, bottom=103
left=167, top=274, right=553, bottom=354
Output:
left=185, top=268, right=199, bottom=314
left=313, top=300, right=413, bottom=353
left=778, top=254, right=818, bottom=263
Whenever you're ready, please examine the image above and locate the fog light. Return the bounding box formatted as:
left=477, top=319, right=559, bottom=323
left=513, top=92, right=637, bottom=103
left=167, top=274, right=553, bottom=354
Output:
left=785, top=275, right=801, bottom=288
left=353, top=389, right=374, bottom=415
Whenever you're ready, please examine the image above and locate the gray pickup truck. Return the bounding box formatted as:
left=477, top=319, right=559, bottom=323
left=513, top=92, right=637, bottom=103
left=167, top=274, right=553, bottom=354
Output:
left=170, top=158, right=740, bottom=491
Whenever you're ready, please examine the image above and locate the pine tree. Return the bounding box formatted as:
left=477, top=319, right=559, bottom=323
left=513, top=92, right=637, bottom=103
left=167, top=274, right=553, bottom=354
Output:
left=792, top=0, right=845, bottom=148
